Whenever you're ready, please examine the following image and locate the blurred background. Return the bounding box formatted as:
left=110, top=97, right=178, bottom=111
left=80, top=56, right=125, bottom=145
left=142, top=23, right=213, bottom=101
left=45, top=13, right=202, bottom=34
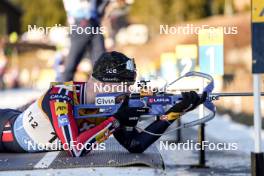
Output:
left=0, top=0, right=262, bottom=126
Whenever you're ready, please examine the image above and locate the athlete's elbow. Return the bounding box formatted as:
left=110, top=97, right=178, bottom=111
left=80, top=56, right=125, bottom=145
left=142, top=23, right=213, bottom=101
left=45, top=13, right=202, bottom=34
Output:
left=126, top=140, right=147, bottom=153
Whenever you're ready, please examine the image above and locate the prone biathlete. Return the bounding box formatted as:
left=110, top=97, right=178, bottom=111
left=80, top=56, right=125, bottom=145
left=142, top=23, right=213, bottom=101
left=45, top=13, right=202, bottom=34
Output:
left=0, top=51, right=206, bottom=156
left=91, top=53, right=206, bottom=153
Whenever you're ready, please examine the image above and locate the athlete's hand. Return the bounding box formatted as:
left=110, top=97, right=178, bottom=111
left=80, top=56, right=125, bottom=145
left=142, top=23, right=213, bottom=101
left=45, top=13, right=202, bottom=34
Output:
left=166, top=91, right=207, bottom=115
left=114, top=95, right=148, bottom=127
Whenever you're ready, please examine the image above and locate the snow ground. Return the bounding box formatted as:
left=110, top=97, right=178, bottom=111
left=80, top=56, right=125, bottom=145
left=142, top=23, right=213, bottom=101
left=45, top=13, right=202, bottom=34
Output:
left=0, top=89, right=45, bottom=109
left=206, top=113, right=264, bottom=154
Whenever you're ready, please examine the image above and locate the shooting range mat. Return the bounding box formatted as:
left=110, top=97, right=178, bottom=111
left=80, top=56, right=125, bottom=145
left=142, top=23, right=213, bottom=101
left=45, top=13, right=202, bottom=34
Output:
left=0, top=138, right=164, bottom=171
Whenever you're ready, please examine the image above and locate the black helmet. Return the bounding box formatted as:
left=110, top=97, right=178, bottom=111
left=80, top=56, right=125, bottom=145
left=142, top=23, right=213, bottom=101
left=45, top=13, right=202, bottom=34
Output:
left=92, top=51, right=137, bottom=83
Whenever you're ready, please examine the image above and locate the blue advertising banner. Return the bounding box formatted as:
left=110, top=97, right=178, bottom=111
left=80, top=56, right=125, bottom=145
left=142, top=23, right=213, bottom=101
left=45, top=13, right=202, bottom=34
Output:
left=252, top=0, right=264, bottom=73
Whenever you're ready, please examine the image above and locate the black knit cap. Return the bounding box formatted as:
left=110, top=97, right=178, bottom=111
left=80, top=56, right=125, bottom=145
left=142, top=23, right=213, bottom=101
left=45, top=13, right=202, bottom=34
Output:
left=92, top=51, right=137, bottom=83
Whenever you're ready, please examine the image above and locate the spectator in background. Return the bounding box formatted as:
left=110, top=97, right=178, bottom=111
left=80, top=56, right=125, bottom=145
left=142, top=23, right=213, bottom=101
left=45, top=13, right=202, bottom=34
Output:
left=62, top=0, right=111, bottom=81
left=106, top=0, right=130, bottom=46
left=53, top=47, right=68, bottom=82
left=0, top=38, right=7, bottom=90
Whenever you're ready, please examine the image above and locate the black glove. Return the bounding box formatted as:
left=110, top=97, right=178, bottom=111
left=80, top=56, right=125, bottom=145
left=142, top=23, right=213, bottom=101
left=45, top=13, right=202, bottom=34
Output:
left=166, top=91, right=207, bottom=114
left=114, top=95, right=149, bottom=127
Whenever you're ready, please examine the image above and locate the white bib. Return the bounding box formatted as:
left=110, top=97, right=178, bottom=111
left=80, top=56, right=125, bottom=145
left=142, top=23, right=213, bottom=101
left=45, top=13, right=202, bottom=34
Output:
left=21, top=100, right=58, bottom=146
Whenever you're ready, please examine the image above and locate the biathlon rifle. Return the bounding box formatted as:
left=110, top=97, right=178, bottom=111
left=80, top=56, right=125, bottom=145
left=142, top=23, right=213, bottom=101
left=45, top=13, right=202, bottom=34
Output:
left=73, top=71, right=264, bottom=130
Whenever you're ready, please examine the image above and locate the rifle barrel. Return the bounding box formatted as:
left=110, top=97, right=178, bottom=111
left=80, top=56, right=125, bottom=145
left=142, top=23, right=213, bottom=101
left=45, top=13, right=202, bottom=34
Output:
left=211, top=92, right=264, bottom=97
